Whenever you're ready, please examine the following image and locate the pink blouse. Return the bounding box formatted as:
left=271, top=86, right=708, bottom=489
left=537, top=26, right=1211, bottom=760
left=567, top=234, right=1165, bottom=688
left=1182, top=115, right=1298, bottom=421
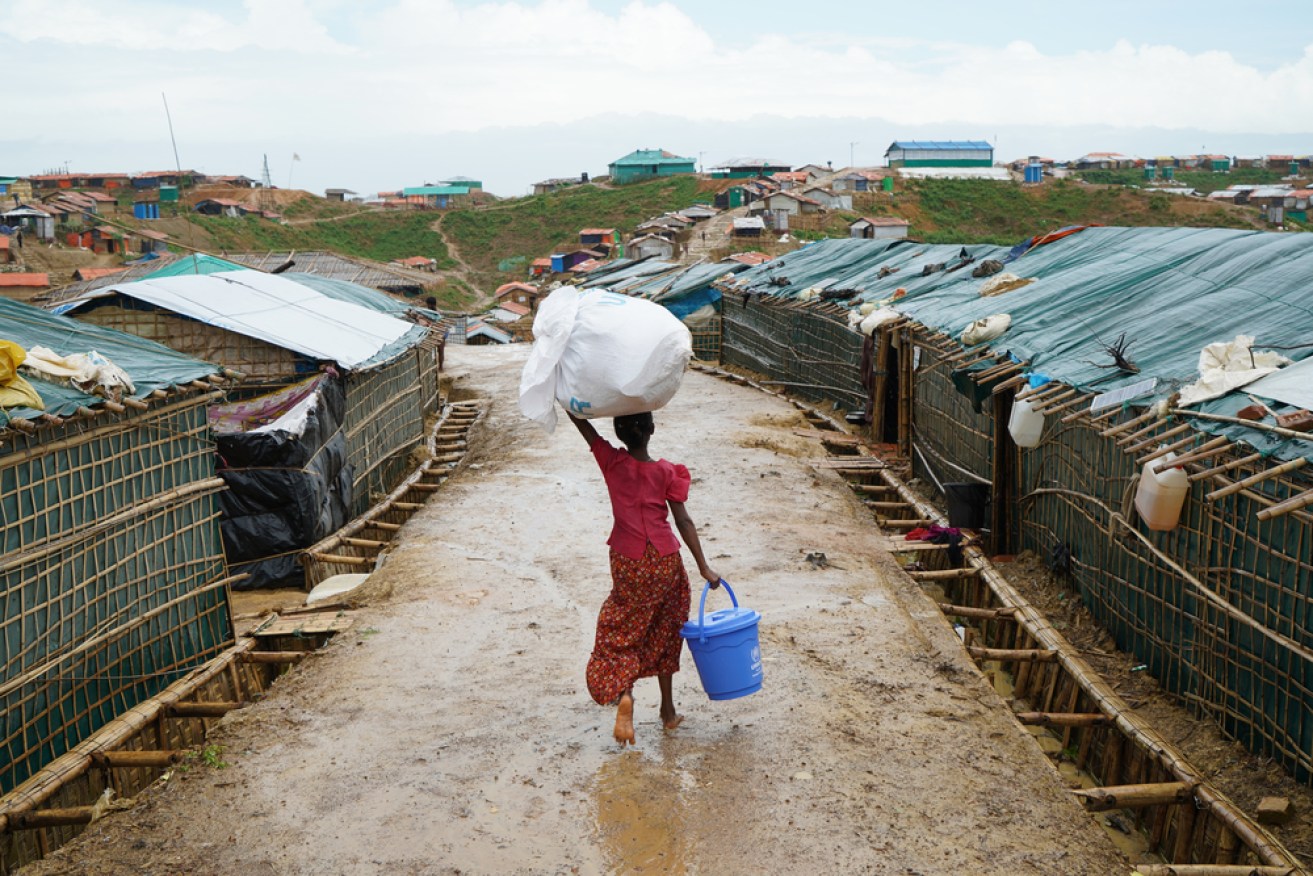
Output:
left=590, top=437, right=691, bottom=560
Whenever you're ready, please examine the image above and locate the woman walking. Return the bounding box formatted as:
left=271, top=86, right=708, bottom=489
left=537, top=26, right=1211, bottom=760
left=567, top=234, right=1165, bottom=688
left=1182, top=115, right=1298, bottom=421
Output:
left=567, top=410, right=721, bottom=746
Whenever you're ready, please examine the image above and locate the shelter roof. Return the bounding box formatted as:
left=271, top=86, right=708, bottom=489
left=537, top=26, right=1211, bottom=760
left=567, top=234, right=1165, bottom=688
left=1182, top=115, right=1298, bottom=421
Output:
left=497, top=300, right=530, bottom=316
left=495, top=282, right=539, bottom=298
left=711, top=158, right=790, bottom=169
left=0, top=273, right=49, bottom=286
left=0, top=296, right=217, bottom=422
left=888, top=141, right=993, bottom=152
left=724, top=228, right=1313, bottom=462
left=851, top=216, right=909, bottom=227
left=611, top=149, right=695, bottom=166
left=60, top=268, right=424, bottom=370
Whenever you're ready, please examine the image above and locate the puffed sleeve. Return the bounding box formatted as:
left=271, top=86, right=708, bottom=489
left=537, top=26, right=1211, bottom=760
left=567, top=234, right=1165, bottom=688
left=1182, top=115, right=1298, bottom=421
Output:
left=591, top=437, right=620, bottom=472
left=666, top=463, right=691, bottom=503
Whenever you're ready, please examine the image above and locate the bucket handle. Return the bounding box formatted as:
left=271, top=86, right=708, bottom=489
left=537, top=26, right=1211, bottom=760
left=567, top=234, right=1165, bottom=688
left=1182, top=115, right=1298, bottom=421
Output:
left=696, top=579, right=737, bottom=644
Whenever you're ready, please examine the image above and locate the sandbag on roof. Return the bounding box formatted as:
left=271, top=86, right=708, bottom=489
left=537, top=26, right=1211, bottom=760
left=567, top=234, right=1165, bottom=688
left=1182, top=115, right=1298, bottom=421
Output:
left=59, top=269, right=420, bottom=370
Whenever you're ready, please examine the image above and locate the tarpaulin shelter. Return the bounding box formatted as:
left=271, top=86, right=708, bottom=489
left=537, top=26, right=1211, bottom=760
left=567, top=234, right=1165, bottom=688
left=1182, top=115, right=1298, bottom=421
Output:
left=56, top=268, right=440, bottom=588
left=720, top=228, right=1313, bottom=784
left=0, top=298, right=232, bottom=794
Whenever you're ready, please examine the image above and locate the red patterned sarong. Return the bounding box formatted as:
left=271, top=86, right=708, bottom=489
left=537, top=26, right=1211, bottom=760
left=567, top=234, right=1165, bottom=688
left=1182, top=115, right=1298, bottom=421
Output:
left=586, top=543, right=691, bottom=705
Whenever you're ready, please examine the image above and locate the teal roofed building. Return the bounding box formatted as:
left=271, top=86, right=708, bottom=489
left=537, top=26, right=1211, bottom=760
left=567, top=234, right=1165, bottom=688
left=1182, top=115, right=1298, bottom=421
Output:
left=885, top=140, right=994, bottom=168
left=608, top=149, right=696, bottom=185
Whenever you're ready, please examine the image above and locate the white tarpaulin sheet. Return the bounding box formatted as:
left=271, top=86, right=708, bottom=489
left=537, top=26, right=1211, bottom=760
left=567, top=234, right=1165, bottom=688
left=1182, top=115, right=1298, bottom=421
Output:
left=1176, top=334, right=1291, bottom=406
left=68, top=270, right=414, bottom=369
left=1245, top=357, right=1313, bottom=411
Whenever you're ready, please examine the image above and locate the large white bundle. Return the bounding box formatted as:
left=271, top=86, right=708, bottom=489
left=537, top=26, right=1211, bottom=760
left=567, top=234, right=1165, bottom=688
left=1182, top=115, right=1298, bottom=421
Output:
left=519, top=288, right=692, bottom=431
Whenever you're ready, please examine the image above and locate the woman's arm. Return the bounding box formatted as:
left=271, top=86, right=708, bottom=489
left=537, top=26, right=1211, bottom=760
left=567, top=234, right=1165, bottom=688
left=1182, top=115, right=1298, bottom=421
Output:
left=565, top=410, right=600, bottom=446
left=669, top=500, right=721, bottom=587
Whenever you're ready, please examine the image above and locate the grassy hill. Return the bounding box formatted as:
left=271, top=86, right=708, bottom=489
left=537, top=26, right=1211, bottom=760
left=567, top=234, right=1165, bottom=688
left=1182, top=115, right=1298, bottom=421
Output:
left=439, top=176, right=708, bottom=287
left=75, top=174, right=1277, bottom=312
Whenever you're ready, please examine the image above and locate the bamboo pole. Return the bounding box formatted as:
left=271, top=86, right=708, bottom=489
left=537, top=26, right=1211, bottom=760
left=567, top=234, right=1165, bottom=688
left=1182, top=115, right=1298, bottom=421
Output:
left=1124, top=423, right=1193, bottom=455
left=1187, top=452, right=1264, bottom=483
left=991, top=373, right=1030, bottom=395
left=1172, top=408, right=1313, bottom=443
left=1016, top=712, right=1109, bottom=727
left=1073, top=781, right=1194, bottom=811
left=309, top=553, right=373, bottom=566
left=11, top=808, right=96, bottom=829
left=1134, top=867, right=1297, bottom=876
left=904, top=568, right=980, bottom=581
left=1256, top=488, right=1313, bottom=521
left=167, top=701, right=244, bottom=718
left=1140, top=434, right=1227, bottom=467
left=90, top=750, right=180, bottom=768
left=1150, top=438, right=1231, bottom=473
left=937, top=603, right=1017, bottom=621
left=1205, top=459, right=1307, bottom=501
left=966, top=646, right=1057, bottom=663
left=1101, top=408, right=1160, bottom=438
left=239, top=651, right=309, bottom=664
left=1039, top=393, right=1095, bottom=416
left=1030, top=389, right=1077, bottom=413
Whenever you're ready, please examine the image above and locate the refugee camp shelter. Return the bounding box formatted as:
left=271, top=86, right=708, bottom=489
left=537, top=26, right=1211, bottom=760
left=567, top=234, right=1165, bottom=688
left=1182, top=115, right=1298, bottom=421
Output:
left=849, top=216, right=910, bottom=239
left=0, top=206, right=55, bottom=242
left=55, top=263, right=440, bottom=586
left=718, top=228, right=1313, bottom=785
left=0, top=298, right=232, bottom=796
left=885, top=140, right=994, bottom=168
left=607, top=149, right=696, bottom=184
left=709, top=158, right=792, bottom=179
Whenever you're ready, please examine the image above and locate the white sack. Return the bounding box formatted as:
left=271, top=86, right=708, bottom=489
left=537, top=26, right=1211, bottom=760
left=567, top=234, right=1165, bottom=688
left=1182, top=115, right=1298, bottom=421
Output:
left=1177, top=334, right=1291, bottom=406
left=858, top=307, right=902, bottom=337
left=519, top=288, right=692, bottom=432
left=961, top=314, right=1012, bottom=346
left=23, top=346, right=136, bottom=395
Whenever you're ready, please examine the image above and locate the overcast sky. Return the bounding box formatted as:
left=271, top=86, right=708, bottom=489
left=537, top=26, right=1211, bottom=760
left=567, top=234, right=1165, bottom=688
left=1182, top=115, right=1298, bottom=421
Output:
left=3, top=0, right=1312, bottom=196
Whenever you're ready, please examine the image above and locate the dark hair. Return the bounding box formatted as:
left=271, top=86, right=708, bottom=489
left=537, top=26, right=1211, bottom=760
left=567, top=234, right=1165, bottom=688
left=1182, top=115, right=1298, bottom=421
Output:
left=613, top=412, right=654, bottom=451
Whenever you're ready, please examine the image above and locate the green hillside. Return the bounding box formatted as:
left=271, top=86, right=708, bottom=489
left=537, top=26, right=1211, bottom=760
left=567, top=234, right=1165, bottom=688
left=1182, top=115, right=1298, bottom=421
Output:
left=441, top=177, right=707, bottom=280
left=192, top=209, right=456, bottom=268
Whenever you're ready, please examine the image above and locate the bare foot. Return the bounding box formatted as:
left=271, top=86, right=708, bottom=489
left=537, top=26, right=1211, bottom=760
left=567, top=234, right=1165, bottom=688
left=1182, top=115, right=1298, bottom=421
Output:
left=614, top=693, right=635, bottom=746
left=660, top=706, right=683, bottom=732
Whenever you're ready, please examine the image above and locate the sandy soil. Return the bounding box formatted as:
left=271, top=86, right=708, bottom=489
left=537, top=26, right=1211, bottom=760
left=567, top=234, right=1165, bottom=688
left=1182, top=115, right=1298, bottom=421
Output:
left=20, top=345, right=1128, bottom=876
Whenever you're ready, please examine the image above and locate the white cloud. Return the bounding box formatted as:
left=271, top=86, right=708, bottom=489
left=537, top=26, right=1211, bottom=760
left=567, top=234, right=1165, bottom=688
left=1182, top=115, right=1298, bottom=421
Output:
left=2, top=0, right=1312, bottom=193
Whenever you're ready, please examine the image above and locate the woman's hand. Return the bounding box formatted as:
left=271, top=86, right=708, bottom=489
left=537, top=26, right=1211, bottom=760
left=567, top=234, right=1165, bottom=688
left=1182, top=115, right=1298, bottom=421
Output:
left=699, top=568, right=722, bottom=589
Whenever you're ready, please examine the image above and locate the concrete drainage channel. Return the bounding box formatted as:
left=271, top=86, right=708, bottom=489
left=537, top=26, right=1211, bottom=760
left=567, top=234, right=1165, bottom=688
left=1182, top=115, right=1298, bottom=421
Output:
left=693, top=363, right=1307, bottom=876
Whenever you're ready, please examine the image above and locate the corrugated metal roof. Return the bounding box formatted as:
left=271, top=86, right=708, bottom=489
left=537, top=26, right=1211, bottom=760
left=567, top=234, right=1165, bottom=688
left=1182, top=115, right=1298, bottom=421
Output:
left=62, top=270, right=421, bottom=370
left=0, top=273, right=49, bottom=286
left=887, top=141, right=993, bottom=151
left=610, top=149, right=695, bottom=166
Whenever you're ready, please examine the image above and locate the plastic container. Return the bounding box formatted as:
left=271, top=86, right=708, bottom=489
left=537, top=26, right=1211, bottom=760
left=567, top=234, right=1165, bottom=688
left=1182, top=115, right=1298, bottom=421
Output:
left=1135, top=452, right=1189, bottom=531
left=944, top=482, right=990, bottom=530
left=680, top=580, right=763, bottom=701
left=1008, top=396, right=1045, bottom=448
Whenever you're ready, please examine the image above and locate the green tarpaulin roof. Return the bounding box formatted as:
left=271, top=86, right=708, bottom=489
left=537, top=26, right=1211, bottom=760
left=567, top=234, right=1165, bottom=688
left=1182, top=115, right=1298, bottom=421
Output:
left=725, top=228, right=1313, bottom=462
left=0, top=296, right=217, bottom=423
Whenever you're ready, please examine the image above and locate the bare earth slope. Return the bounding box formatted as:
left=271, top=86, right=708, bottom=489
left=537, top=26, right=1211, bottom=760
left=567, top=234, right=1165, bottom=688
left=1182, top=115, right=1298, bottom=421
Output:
left=21, top=345, right=1126, bottom=876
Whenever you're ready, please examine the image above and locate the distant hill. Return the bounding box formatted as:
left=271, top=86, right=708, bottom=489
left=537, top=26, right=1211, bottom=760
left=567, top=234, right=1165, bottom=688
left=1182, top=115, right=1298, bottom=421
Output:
left=68, top=174, right=1276, bottom=312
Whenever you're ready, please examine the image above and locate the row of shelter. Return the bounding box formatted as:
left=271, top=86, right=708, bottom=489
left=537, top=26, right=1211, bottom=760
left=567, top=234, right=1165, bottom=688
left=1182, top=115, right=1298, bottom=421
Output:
left=707, top=227, right=1313, bottom=787
left=1, top=252, right=446, bottom=799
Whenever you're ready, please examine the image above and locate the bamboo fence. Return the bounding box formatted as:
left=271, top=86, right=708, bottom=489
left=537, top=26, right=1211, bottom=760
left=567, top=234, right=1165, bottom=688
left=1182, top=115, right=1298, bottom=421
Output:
left=691, top=359, right=1307, bottom=872
left=0, top=394, right=233, bottom=797
left=707, top=294, right=1313, bottom=789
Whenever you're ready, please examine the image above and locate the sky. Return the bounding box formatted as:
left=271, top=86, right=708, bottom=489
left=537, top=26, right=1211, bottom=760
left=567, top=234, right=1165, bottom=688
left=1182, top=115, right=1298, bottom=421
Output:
left=3, top=0, right=1312, bottom=197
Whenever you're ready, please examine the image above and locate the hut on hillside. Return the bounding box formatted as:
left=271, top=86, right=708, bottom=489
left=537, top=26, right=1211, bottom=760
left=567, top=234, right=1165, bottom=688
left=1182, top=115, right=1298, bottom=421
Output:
left=718, top=228, right=1313, bottom=785
left=0, top=299, right=233, bottom=796
left=56, top=264, right=440, bottom=588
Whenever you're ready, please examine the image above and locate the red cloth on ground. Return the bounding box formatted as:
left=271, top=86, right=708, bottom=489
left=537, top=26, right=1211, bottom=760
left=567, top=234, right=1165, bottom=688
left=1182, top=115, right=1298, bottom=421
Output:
left=590, top=437, right=690, bottom=560
left=586, top=543, right=691, bottom=705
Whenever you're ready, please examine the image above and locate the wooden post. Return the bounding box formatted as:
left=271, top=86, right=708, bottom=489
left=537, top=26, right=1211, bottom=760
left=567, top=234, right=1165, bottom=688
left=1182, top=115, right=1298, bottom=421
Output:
left=90, top=750, right=181, bottom=768
left=966, top=647, right=1056, bottom=663
left=1015, top=712, right=1109, bottom=727
left=167, top=701, right=244, bottom=718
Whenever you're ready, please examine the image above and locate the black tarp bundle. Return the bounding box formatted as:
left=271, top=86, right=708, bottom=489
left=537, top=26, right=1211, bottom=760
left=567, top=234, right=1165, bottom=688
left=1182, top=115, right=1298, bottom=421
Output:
left=212, top=376, right=352, bottom=590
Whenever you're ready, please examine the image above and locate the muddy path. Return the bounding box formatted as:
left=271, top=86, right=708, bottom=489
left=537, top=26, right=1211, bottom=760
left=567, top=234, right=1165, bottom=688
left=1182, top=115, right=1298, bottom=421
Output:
left=21, top=346, right=1127, bottom=876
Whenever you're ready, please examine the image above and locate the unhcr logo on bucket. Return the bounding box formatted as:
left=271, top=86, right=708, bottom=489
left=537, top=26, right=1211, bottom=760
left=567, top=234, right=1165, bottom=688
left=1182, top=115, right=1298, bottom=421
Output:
left=569, top=397, right=592, bottom=415
left=750, top=644, right=762, bottom=677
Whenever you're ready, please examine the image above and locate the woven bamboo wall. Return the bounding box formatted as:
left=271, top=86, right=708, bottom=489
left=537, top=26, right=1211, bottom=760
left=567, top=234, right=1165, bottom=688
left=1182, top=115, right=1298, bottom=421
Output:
left=689, top=316, right=722, bottom=362
left=1020, top=415, right=1313, bottom=783
left=721, top=295, right=866, bottom=409
left=0, top=398, right=233, bottom=794
left=75, top=302, right=300, bottom=383
left=908, top=340, right=995, bottom=485
left=344, top=349, right=430, bottom=517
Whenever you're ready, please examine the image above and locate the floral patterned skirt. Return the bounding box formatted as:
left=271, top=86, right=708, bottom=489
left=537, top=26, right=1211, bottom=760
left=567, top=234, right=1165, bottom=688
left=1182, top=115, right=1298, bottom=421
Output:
left=586, top=543, right=691, bottom=705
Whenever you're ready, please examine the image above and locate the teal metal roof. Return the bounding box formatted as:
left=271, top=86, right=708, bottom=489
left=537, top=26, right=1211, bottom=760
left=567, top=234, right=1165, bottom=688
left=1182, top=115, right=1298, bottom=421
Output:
left=0, top=297, right=217, bottom=423
left=610, top=149, right=695, bottom=167
left=402, top=185, right=471, bottom=196
left=142, top=253, right=244, bottom=278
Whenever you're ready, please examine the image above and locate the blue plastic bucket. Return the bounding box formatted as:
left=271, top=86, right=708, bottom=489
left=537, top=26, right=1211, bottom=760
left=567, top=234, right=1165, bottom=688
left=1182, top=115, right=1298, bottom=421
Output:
left=680, top=580, right=763, bottom=701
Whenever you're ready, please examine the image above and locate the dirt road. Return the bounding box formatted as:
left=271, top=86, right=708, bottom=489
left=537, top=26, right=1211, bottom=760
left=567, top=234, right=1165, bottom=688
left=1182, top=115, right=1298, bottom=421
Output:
left=22, top=345, right=1127, bottom=876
